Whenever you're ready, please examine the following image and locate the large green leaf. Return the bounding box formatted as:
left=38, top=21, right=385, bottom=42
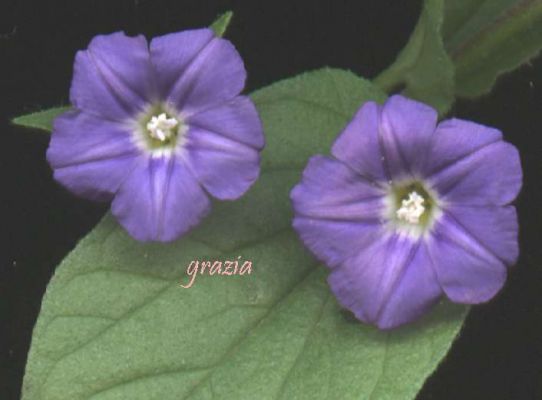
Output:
left=22, top=69, right=467, bottom=400
left=374, top=0, right=455, bottom=114
left=443, top=0, right=542, bottom=97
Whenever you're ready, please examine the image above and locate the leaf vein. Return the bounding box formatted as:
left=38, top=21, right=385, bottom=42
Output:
left=183, top=266, right=320, bottom=399
left=367, top=332, right=390, bottom=400
left=275, top=293, right=332, bottom=399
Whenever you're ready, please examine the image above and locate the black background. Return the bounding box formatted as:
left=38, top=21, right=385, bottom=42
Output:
left=2, top=1, right=542, bottom=399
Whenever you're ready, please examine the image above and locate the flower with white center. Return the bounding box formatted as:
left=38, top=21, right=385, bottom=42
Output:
left=47, top=29, right=265, bottom=242
left=291, top=95, right=522, bottom=329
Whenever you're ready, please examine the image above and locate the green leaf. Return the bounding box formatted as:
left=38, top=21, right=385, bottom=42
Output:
left=210, top=11, right=233, bottom=37
left=443, top=0, right=542, bottom=97
left=375, top=0, right=455, bottom=114
left=12, top=106, right=70, bottom=131
left=23, top=69, right=467, bottom=400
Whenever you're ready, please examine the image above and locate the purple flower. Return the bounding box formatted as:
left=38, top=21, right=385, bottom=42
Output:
left=47, top=30, right=264, bottom=242
left=291, top=95, right=522, bottom=329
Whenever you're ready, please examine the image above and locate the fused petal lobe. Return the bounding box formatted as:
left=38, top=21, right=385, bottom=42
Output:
left=187, top=96, right=264, bottom=149
left=291, top=156, right=385, bottom=221
left=328, top=235, right=442, bottom=329
left=291, top=155, right=385, bottom=268
left=376, top=241, right=443, bottom=329
left=151, top=29, right=246, bottom=115
left=47, top=111, right=140, bottom=201
left=331, top=101, right=388, bottom=181
left=429, top=214, right=507, bottom=303
left=70, top=32, right=154, bottom=120
left=293, top=218, right=381, bottom=270
left=428, top=141, right=522, bottom=206
left=379, top=95, right=438, bottom=178
left=423, top=118, right=502, bottom=175
left=111, top=156, right=211, bottom=242
left=185, top=126, right=261, bottom=200
left=149, top=29, right=215, bottom=100
left=445, top=205, right=519, bottom=266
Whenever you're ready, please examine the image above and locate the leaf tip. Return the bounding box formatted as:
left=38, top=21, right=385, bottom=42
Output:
left=11, top=106, right=71, bottom=133
left=211, top=11, right=234, bottom=37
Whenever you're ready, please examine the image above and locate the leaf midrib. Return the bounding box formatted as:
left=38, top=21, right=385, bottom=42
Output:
left=448, top=0, right=542, bottom=59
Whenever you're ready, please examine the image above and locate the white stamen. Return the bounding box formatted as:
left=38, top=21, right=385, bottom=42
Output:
left=146, top=113, right=179, bottom=142
left=396, top=191, right=425, bottom=224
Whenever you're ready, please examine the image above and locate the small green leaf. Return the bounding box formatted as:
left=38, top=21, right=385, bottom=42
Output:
left=23, top=69, right=467, bottom=400
left=443, top=0, right=542, bottom=97
left=210, top=11, right=233, bottom=38
left=12, top=107, right=70, bottom=132
left=375, top=0, right=455, bottom=114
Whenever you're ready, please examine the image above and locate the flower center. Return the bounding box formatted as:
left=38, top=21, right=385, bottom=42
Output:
left=132, top=104, right=188, bottom=157
left=146, top=113, right=179, bottom=142
left=385, top=181, right=441, bottom=237
left=396, top=191, right=425, bottom=224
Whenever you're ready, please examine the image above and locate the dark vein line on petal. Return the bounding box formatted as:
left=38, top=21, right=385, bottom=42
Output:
left=299, top=194, right=386, bottom=212
left=54, top=149, right=138, bottom=169
left=171, top=45, right=212, bottom=109
left=187, top=121, right=262, bottom=150
left=164, top=35, right=215, bottom=100
left=423, top=240, right=444, bottom=293
left=68, top=108, right=128, bottom=125
left=187, top=129, right=256, bottom=156
left=87, top=50, right=136, bottom=116
left=91, top=50, right=150, bottom=106
left=384, top=116, right=414, bottom=177
left=146, top=158, right=157, bottom=240
left=294, top=212, right=383, bottom=225
left=444, top=210, right=508, bottom=265
left=157, top=157, right=176, bottom=240
left=376, top=108, right=393, bottom=183
left=340, top=158, right=390, bottom=189
left=424, top=139, right=501, bottom=181
left=436, top=220, right=502, bottom=270
left=375, top=240, right=422, bottom=322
